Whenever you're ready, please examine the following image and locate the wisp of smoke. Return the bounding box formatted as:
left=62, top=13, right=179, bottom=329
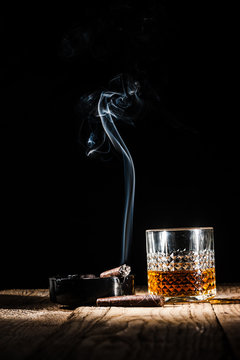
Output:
left=78, top=74, right=142, bottom=264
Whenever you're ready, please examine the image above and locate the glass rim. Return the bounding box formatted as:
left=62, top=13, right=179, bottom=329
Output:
left=146, top=226, right=213, bottom=233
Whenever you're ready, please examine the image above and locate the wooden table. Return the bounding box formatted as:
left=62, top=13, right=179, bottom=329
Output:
left=0, top=285, right=239, bottom=360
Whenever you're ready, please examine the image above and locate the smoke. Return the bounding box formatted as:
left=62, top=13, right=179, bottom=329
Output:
left=78, top=74, right=142, bottom=264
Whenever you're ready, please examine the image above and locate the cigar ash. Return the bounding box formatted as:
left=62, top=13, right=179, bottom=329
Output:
left=100, top=264, right=131, bottom=279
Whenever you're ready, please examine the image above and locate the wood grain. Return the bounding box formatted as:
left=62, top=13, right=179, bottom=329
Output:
left=215, top=284, right=240, bottom=299
left=0, top=286, right=239, bottom=360
left=213, top=303, right=240, bottom=359
left=30, top=303, right=232, bottom=360
left=0, top=289, right=71, bottom=360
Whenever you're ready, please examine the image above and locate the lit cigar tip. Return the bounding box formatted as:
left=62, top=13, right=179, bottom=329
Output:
left=100, top=264, right=131, bottom=278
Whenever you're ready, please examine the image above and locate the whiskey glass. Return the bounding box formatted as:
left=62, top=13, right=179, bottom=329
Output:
left=146, top=227, right=216, bottom=301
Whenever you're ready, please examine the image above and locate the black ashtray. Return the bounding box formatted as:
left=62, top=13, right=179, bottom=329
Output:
left=49, top=274, right=135, bottom=306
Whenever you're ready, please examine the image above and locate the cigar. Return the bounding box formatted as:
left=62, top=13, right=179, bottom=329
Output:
left=96, top=294, right=165, bottom=307
left=100, top=264, right=131, bottom=278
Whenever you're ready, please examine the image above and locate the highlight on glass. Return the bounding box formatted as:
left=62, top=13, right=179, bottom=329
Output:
left=146, top=227, right=216, bottom=301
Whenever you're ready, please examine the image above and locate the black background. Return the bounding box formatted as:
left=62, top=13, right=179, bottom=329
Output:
left=1, top=2, right=239, bottom=288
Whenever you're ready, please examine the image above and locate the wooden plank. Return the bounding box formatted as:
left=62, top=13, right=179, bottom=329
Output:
left=0, top=289, right=72, bottom=360
left=212, top=303, right=240, bottom=360
left=0, top=289, right=54, bottom=310
left=216, top=284, right=240, bottom=299
left=1, top=287, right=239, bottom=360
left=30, top=303, right=233, bottom=360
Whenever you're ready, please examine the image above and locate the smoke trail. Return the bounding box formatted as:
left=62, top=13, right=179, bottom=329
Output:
left=79, top=74, right=141, bottom=264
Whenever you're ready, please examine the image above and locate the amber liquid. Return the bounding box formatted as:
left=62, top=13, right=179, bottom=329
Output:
left=148, top=268, right=216, bottom=298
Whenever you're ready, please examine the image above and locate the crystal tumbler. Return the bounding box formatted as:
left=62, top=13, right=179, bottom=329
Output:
left=146, top=227, right=216, bottom=301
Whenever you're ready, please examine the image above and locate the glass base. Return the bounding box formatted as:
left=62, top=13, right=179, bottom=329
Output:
left=162, top=289, right=217, bottom=303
